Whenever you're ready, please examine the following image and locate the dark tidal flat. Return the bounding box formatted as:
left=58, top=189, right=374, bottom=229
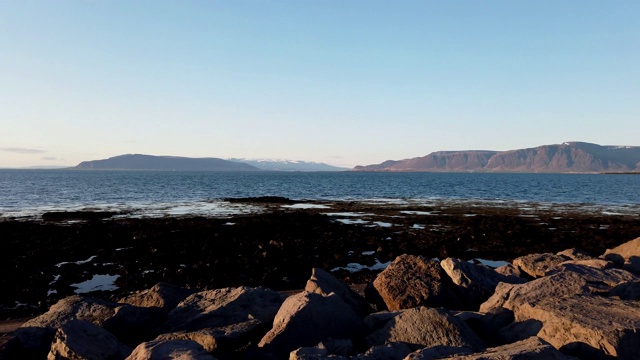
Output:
left=2, top=198, right=639, bottom=320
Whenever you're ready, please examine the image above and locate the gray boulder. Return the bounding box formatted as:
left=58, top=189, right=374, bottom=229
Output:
left=371, top=254, right=461, bottom=311
left=161, top=286, right=286, bottom=332
left=435, top=336, right=574, bottom=359
left=125, top=339, right=215, bottom=360
left=258, top=291, right=366, bottom=357
left=47, top=320, right=132, bottom=360
left=366, top=306, right=485, bottom=351
left=305, top=268, right=372, bottom=316
left=512, top=253, right=567, bottom=278
left=14, top=296, right=121, bottom=356
left=440, top=258, right=526, bottom=308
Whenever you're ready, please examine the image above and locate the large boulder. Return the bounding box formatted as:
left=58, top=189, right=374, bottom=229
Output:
left=370, top=255, right=461, bottom=311
left=366, top=307, right=485, bottom=352
left=514, top=294, right=640, bottom=359
left=47, top=320, right=132, bottom=360
left=125, top=339, right=215, bottom=360
left=15, top=295, right=163, bottom=355
left=512, top=253, right=567, bottom=278
left=480, top=263, right=640, bottom=313
left=14, top=296, right=121, bottom=356
left=305, top=267, right=372, bottom=317
left=603, top=237, right=640, bottom=274
left=610, top=281, right=640, bottom=300
left=118, top=282, right=194, bottom=314
left=434, top=336, right=573, bottom=359
left=258, top=291, right=366, bottom=357
left=440, top=258, right=526, bottom=308
left=161, top=286, right=286, bottom=332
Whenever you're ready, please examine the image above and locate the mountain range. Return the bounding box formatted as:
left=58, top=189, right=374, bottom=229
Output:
left=353, top=142, right=640, bottom=173
left=73, top=154, right=346, bottom=171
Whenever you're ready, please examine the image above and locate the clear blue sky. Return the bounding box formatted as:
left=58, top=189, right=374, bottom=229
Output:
left=1, top=1, right=638, bottom=168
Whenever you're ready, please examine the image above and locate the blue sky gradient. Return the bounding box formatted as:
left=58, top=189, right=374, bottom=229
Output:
left=1, top=1, right=638, bottom=167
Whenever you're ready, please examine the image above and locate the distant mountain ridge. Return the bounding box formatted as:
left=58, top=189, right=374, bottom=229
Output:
left=230, top=158, right=348, bottom=171
left=353, top=142, right=640, bottom=173
left=74, top=154, right=259, bottom=171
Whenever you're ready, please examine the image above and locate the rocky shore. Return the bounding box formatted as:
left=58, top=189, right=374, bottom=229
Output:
left=1, top=198, right=640, bottom=359
left=2, top=237, right=640, bottom=359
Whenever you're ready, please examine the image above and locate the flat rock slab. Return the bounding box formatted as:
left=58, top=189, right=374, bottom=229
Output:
left=434, top=336, right=573, bottom=360
left=512, top=253, right=567, bottom=278
left=118, top=282, right=194, bottom=313
left=161, top=286, right=286, bottom=332
left=515, top=294, right=640, bottom=359
left=372, top=254, right=461, bottom=311
left=480, top=264, right=640, bottom=313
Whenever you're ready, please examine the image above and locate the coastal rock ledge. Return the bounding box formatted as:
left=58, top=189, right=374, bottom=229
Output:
left=3, top=237, right=640, bottom=360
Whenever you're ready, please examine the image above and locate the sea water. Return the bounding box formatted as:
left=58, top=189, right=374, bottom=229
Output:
left=1, top=169, right=639, bottom=219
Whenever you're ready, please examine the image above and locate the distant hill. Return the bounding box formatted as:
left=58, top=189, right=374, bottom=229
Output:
left=230, top=158, right=348, bottom=171
left=353, top=142, right=640, bottom=173
left=74, top=154, right=260, bottom=171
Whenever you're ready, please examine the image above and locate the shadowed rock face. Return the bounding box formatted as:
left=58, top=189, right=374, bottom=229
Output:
left=353, top=142, right=640, bottom=172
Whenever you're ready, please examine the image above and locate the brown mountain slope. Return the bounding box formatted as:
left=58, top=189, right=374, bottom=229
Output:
left=353, top=142, right=640, bottom=173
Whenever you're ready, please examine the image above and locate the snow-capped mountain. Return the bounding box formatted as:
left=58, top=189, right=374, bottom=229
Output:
left=229, top=158, right=348, bottom=172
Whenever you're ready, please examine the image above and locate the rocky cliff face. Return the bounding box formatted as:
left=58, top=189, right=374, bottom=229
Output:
left=354, top=142, right=640, bottom=173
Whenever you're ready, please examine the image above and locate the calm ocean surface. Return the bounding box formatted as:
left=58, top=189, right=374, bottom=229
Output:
left=1, top=170, right=639, bottom=219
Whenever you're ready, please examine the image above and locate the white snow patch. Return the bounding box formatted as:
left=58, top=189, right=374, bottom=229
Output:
left=362, top=251, right=376, bottom=256
left=56, top=255, right=97, bottom=268
left=412, top=224, right=425, bottom=229
left=400, top=211, right=435, bottom=215
left=282, top=204, right=331, bottom=209
left=335, top=218, right=369, bottom=225
left=331, top=259, right=391, bottom=273
left=71, top=274, right=120, bottom=293
left=471, top=259, right=510, bottom=268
